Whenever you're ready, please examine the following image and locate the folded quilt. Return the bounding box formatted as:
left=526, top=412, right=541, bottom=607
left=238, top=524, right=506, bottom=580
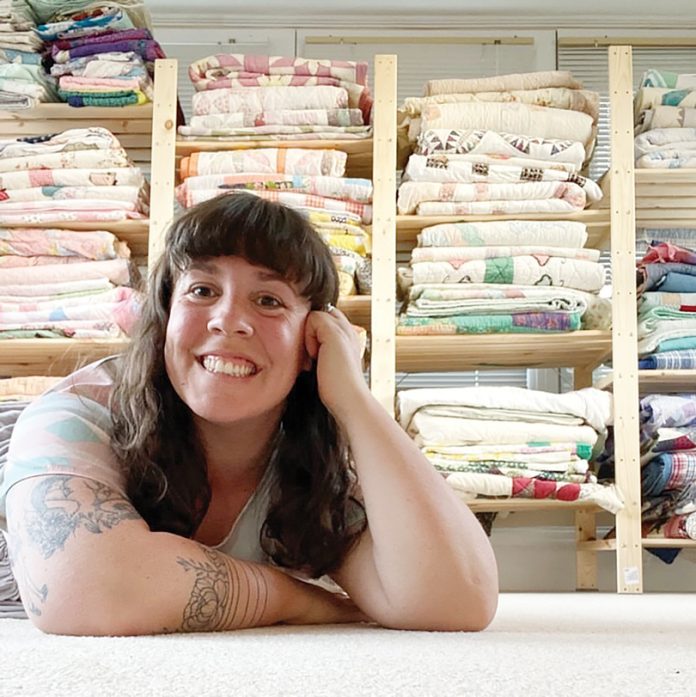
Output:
left=641, top=240, right=696, bottom=267
left=406, top=412, right=600, bottom=449
left=635, top=87, right=696, bottom=123
left=0, top=166, right=142, bottom=190
left=410, top=245, right=600, bottom=263
left=397, top=385, right=611, bottom=434
left=396, top=310, right=582, bottom=334
left=417, top=220, right=588, bottom=248
left=404, top=283, right=610, bottom=329
left=0, top=127, right=121, bottom=160
left=402, top=87, right=599, bottom=121
left=634, top=127, right=696, bottom=155
left=410, top=255, right=605, bottom=292
left=635, top=105, right=696, bottom=133
left=0, top=228, right=127, bottom=259
left=191, top=85, right=350, bottom=116
left=636, top=151, right=696, bottom=168
left=417, top=128, right=586, bottom=168
left=661, top=512, right=696, bottom=540
left=0, top=91, right=37, bottom=109
left=638, top=321, right=696, bottom=355
left=60, top=91, right=146, bottom=107
left=643, top=452, right=696, bottom=497
left=419, top=102, right=594, bottom=149
left=0, top=257, right=131, bottom=286
left=639, top=291, right=696, bottom=312
left=0, top=277, right=115, bottom=299
left=641, top=393, right=696, bottom=434
left=641, top=69, right=696, bottom=89
left=446, top=472, right=623, bottom=513
left=424, top=70, right=582, bottom=96
left=177, top=173, right=372, bottom=203
left=178, top=124, right=371, bottom=139
left=188, top=54, right=369, bottom=88
left=0, top=320, right=123, bottom=339
left=179, top=148, right=347, bottom=178
left=397, top=180, right=587, bottom=215
left=0, top=184, right=141, bottom=205
left=187, top=108, right=364, bottom=129
left=638, top=262, right=696, bottom=293
left=52, top=39, right=166, bottom=65
left=0, top=285, right=132, bottom=312
left=431, top=458, right=590, bottom=481
left=181, top=187, right=372, bottom=223
left=403, top=154, right=603, bottom=201
left=0, top=148, right=131, bottom=174
left=0, top=209, right=141, bottom=225
left=639, top=349, right=696, bottom=369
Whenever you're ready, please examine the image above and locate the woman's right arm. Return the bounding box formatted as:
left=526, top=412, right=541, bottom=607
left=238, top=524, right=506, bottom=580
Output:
left=5, top=474, right=362, bottom=636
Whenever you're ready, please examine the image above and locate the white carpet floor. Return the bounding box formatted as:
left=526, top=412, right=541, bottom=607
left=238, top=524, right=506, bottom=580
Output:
left=0, top=592, right=694, bottom=697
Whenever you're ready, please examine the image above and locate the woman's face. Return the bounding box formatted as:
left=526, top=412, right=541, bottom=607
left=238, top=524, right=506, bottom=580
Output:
left=164, top=255, right=312, bottom=429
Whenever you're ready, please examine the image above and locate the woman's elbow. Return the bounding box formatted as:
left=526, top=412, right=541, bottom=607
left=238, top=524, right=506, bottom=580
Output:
left=376, top=584, right=498, bottom=632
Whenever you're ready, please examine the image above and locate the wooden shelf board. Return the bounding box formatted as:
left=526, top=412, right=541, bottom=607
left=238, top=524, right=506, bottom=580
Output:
left=0, top=339, right=129, bottom=378
left=642, top=537, right=696, bottom=548
left=396, top=209, right=611, bottom=249
left=635, top=168, right=696, bottom=186
left=598, top=370, right=696, bottom=393
left=396, top=331, right=612, bottom=372
left=465, top=498, right=604, bottom=513
left=0, top=104, right=153, bottom=120
left=337, top=295, right=371, bottom=328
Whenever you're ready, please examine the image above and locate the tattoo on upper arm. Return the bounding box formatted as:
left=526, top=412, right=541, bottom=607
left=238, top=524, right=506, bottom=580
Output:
left=177, top=547, right=268, bottom=632
left=8, top=475, right=141, bottom=616
left=25, top=476, right=140, bottom=559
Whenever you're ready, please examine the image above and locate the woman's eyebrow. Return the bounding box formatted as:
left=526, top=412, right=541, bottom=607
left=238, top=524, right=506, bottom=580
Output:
left=187, top=260, right=218, bottom=274
left=255, top=269, right=294, bottom=287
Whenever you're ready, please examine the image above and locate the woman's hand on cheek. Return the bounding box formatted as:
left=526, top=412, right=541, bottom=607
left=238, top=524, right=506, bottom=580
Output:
left=304, top=307, right=369, bottom=420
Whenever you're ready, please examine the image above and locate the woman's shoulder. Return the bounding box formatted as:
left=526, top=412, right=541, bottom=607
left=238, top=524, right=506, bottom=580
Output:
left=46, top=355, right=119, bottom=408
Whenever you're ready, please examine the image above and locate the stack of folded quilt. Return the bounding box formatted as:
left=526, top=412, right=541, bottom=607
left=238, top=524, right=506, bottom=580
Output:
left=397, top=385, right=622, bottom=512
left=175, top=53, right=377, bottom=296
left=396, top=70, right=602, bottom=216
left=0, top=0, right=53, bottom=108
left=0, top=227, right=141, bottom=339
left=177, top=147, right=372, bottom=297
left=634, top=69, right=696, bottom=168
left=636, top=240, right=696, bottom=368
left=597, top=393, right=696, bottom=557
left=0, top=126, right=149, bottom=225
left=0, top=374, right=61, bottom=619
left=178, top=54, right=372, bottom=141
left=639, top=394, right=696, bottom=545
left=396, top=219, right=610, bottom=335
left=38, top=2, right=164, bottom=107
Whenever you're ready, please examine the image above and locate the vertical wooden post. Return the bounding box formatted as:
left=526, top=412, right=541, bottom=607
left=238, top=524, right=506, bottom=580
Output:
left=609, top=46, right=643, bottom=593
left=574, top=364, right=598, bottom=590
left=370, top=55, right=398, bottom=415
left=148, top=59, right=178, bottom=270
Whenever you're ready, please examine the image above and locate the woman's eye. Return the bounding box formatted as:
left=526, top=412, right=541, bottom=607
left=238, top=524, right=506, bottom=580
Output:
left=257, top=294, right=283, bottom=308
left=189, top=285, right=215, bottom=298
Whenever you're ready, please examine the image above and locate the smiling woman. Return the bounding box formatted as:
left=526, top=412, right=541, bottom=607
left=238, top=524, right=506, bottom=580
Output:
left=0, top=193, right=498, bottom=636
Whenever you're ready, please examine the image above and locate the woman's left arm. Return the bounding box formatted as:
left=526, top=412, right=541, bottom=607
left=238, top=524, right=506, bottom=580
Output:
left=305, top=308, right=499, bottom=631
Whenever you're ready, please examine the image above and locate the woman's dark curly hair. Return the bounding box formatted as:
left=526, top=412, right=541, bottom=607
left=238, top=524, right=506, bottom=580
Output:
left=109, top=193, right=365, bottom=577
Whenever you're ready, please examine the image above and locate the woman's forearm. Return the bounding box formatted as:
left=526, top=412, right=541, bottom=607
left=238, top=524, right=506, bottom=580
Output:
left=334, top=389, right=499, bottom=628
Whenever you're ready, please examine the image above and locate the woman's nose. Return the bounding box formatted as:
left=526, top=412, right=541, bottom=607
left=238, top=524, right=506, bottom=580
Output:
left=206, top=298, right=254, bottom=336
